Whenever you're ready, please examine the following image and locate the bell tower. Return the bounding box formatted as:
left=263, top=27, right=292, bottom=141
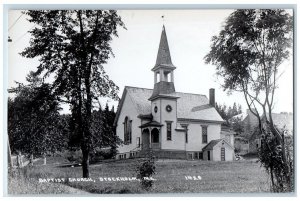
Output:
left=149, top=25, right=177, bottom=100
left=149, top=25, right=178, bottom=130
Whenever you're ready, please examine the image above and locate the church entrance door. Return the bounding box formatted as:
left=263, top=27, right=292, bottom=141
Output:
left=142, top=129, right=150, bottom=150
left=151, top=128, right=160, bottom=149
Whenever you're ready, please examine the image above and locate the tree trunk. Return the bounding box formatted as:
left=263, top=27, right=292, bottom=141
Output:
left=8, top=139, right=13, bottom=168
left=82, top=70, right=92, bottom=178
left=81, top=145, right=90, bottom=178
left=270, top=166, right=276, bottom=192
left=77, top=10, right=92, bottom=178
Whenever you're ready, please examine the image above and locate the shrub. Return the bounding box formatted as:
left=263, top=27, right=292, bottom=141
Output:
left=135, top=151, right=156, bottom=190
left=61, top=150, right=83, bottom=164
left=90, top=148, right=116, bottom=163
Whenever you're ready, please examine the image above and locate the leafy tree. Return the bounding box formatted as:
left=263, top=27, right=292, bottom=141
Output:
left=69, top=103, right=121, bottom=160
left=205, top=9, right=293, bottom=192
left=101, top=103, right=120, bottom=156
left=229, top=116, right=244, bottom=135
left=8, top=72, right=66, bottom=162
left=216, top=102, right=243, bottom=135
left=91, top=104, right=121, bottom=158
left=21, top=10, right=125, bottom=177
left=215, top=102, right=242, bottom=123
left=232, top=103, right=237, bottom=117
left=238, top=104, right=242, bottom=114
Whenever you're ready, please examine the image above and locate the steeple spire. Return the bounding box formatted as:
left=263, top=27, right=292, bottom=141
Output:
left=149, top=25, right=178, bottom=101
left=152, top=26, right=176, bottom=71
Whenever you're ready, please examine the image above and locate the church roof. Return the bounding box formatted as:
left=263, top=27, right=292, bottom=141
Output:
left=114, top=86, right=224, bottom=124
left=152, top=26, right=176, bottom=71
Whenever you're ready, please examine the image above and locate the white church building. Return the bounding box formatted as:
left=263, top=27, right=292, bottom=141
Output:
left=114, top=26, right=235, bottom=161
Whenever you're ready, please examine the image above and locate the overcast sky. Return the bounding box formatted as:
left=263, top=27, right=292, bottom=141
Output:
left=8, top=9, right=294, bottom=114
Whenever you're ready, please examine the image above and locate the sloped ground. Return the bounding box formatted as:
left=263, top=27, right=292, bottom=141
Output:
left=7, top=157, right=271, bottom=194
left=8, top=168, right=90, bottom=195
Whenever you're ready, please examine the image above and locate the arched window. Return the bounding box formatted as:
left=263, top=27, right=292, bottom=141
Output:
left=124, top=116, right=132, bottom=144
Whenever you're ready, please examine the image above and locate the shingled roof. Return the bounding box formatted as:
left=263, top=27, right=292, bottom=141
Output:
left=152, top=25, right=176, bottom=71
left=114, top=86, right=224, bottom=124
left=202, top=139, right=222, bottom=150
left=202, top=139, right=234, bottom=150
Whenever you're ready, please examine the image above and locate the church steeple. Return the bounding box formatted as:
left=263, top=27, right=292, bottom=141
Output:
left=149, top=25, right=177, bottom=101
left=153, top=25, right=176, bottom=70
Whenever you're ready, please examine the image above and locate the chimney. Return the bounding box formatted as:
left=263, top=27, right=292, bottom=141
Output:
left=209, top=88, right=215, bottom=107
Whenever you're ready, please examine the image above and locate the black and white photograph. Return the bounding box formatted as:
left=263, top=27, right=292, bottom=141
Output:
left=4, top=5, right=295, bottom=196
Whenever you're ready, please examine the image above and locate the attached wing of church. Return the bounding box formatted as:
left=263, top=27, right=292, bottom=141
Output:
left=114, top=26, right=235, bottom=161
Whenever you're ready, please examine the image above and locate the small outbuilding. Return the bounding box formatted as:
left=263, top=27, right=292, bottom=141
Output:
left=202, top=139, right=235, bottom=161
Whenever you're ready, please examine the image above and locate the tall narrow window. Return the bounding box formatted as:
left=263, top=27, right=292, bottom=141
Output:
left=166, top=122, right=172, bottom=141
left=202, top=126, right=208, bottom=144
left=181, top=125, right=188, bottom=143
left=124, top=117, right=132, bottom=144
left=136, top=137, right=140, bottom=147
left=129, top=120, right=132, bottom=143
left=124, top=117, right=128, bottom=143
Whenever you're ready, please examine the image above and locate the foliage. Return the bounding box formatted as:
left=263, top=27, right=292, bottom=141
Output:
left=215, top=102, right=244, bottom=135
left=229, top=116, right=244, bottom=135
left=135, top=152, right=156, bottom=190
left=205, top=9, right=293, bottom=192
left=21, top=10, right=125, bottom=177
left=205, top=9, right=292, bottom=93
left=89, top=148, right=115, bottom=163
left=64, top=150, right=83, bottom=164
left=258, top=124, right=293, bottom=192
left=215, top=102, right=242, bottom=122
left=205, top=8, right=292, bottom=131
left=69, top=103, right=121, bottom=160
left=8, top=72, right=67, bottom=158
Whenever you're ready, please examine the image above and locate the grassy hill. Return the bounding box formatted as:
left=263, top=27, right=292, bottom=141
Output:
left=8, top=157, right=270, bottom=194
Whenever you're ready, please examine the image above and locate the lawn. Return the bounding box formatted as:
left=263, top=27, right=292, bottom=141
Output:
left=8, top=158, right=271, bottom=194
